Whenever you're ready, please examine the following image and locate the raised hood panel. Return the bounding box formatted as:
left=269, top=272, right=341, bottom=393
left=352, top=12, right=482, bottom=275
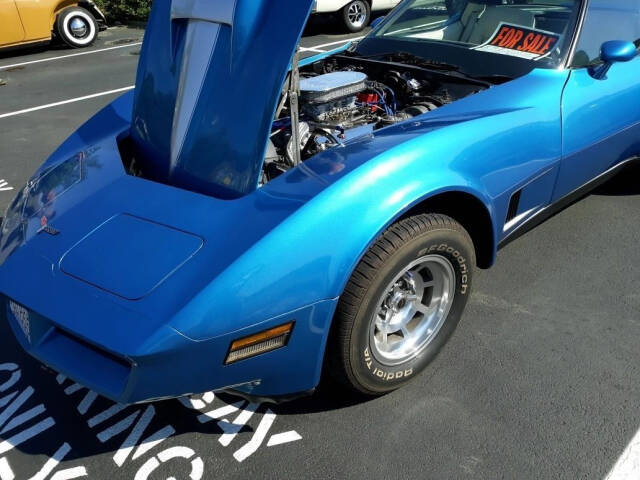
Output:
left=131, top=0, right=315, bottom=199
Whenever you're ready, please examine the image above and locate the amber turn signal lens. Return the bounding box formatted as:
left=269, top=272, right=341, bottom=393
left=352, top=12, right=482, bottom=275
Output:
left=225, top=322, right=294, bottom=364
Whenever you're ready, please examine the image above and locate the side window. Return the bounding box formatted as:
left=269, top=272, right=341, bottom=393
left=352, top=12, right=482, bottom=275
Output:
left=445, top=0, right=467, bottom=14
left=571, top=0, right=640, bottom=67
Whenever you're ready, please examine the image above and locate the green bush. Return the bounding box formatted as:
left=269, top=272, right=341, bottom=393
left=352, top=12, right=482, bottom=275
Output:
left=94, top=0, right=152, bottom=23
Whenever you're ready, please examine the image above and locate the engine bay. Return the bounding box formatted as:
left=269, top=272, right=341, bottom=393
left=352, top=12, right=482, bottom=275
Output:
left=262, top=54, right=490, bottom=184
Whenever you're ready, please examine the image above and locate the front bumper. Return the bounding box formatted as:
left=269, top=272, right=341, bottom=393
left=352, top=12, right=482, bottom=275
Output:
left=3, top=295, right=337, bottom=404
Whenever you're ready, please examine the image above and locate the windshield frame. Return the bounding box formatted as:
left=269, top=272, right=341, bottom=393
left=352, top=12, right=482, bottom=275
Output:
left=565, top=0, right=640, bottom=70
left=355, top=0, right=589, bottom=77
left=563, top=0, right=590, bottom=69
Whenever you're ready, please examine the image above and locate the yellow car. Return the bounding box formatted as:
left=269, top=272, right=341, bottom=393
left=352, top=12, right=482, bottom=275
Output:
left=0, top=0, right=106, bottom=50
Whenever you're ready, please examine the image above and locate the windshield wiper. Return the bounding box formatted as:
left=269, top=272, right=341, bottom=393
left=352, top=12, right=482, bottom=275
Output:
left=345, top=50, right=494, bottom=87
left=348, top=51, right=461, bottom=71
left=467, top=73, right=513, bottom=84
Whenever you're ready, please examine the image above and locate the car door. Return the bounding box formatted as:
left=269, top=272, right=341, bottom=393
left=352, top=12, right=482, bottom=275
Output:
left=14, top=0, right=58, bottom=42
left=554, top=0, right=640, bottom=200
left=0, top=0, right=25, bottom=46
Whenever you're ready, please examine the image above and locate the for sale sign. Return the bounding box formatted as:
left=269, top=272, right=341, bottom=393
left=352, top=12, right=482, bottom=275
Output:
left=473, top=22, right=561, bottom=60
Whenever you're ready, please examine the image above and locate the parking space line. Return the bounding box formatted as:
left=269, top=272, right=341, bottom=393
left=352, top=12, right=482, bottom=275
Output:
left=233, top=410, right=276, bottom=463
left=0, top=43, right=142, bottom=71
left=0, top=457, right=13, bottom=480
left=266, top=431, right=302, bottom=447
left=88, top=404, right=127, bottom=428
left=308, top=36, right=364, bottom=50
left=300, top=47, right=326, bottom=53
left=0, top=417, right=55, bottom=455
left=0, top=37, right=357, bottom=72
left=605, top=426, right=640, bottom=480
left=0, top=86, right=134, bottom=120
left=218, top=403, right=259, bottom=447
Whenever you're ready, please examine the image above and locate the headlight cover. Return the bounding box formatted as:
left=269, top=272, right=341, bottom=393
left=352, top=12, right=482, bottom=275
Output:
left=2, top=191, right=24, bottom=237
left=0, top=152, right=85, bottom=265
left=0, top=185, right=28, bottom=265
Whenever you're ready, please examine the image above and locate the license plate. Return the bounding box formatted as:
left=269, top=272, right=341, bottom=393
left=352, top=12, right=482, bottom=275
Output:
left=9, top=300, right=30, bottom=344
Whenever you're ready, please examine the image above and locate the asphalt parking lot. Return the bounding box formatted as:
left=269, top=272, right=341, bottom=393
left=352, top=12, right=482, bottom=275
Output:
left=1, top=17, right=640, bottom=480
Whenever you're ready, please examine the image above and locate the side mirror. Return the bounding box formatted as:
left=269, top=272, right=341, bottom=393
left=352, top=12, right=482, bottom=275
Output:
left=370, top=16, right=385, bottom=29
left=589, top=40, right=637, bottom=80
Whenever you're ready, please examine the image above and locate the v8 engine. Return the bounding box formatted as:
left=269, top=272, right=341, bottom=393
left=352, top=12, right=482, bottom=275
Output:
left=262, top=54, right=487, bottom=184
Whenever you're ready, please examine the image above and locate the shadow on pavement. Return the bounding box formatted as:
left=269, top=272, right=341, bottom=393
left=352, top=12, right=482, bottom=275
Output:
left=0, top=315, right=372, bottom=464
left=594, top=162, right=640, bottom=196
left=0, top=43, right=52, bottom=62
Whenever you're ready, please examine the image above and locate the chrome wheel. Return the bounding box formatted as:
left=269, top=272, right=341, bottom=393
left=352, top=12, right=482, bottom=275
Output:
left=69, top=17, right=89, bottom=39
left=58, top=8, right=97, bottom=48
left=370, top=255, right=456, bottom=366
left=347, top=1, right=368, bottom=29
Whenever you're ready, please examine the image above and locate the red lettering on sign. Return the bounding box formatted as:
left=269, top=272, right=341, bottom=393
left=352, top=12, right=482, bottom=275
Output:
left=486, top=23, right=560, bottom=58
left=507, top=29, right=524, bottom=48
left=491, top=26, right=511, bottom=46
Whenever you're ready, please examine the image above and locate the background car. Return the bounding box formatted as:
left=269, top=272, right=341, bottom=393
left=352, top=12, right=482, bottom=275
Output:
left=313, top=0, right=401, bottom=32
left=0, top=0, right=106, bottom=50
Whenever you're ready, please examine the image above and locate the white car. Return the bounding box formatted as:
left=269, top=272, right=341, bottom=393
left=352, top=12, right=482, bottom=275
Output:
left=312, top=0, right=401, bottom=32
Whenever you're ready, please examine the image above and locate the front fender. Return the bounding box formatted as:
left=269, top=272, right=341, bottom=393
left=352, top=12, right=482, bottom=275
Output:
left=170, top=68, right=568, bottom=343
left=169, top=124, right=495, bottom=344
left=265, top=124, right=497, bottom=300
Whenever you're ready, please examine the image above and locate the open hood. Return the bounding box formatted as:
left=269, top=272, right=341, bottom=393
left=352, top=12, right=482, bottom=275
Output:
left=130, top=0, right=314, bottom=199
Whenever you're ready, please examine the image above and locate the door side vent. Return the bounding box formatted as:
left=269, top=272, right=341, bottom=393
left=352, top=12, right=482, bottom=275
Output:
left=506, top=189, right=522, bottom=224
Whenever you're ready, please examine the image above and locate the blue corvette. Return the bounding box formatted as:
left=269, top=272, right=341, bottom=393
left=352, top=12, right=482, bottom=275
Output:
left=1, top=0, right=639, bottom=404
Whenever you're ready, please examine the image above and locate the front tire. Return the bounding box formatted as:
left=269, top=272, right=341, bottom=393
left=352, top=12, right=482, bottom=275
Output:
left=56, top=7, right=98, bottom=48
left=328, top=214, right=475, bottom=395
left=341, top=0, right=371, bottom=33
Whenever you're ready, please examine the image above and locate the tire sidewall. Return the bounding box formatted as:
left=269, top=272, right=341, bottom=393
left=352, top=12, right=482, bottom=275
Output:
left=349, top=228, right=473, bottom=393
left=59, top=8, right=97, bottom=48
left=342, top=0, right=371, bottom=32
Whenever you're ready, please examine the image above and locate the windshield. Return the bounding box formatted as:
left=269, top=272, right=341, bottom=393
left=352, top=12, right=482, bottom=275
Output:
left=355, top=0, right=582, bottom=78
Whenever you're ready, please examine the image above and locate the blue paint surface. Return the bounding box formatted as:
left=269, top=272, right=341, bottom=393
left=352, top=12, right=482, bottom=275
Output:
left=60, top=214, right=204, bottom=300
left=1, top=0, right=639, bottom=403
left=131, top=0, right=315, bottom=199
